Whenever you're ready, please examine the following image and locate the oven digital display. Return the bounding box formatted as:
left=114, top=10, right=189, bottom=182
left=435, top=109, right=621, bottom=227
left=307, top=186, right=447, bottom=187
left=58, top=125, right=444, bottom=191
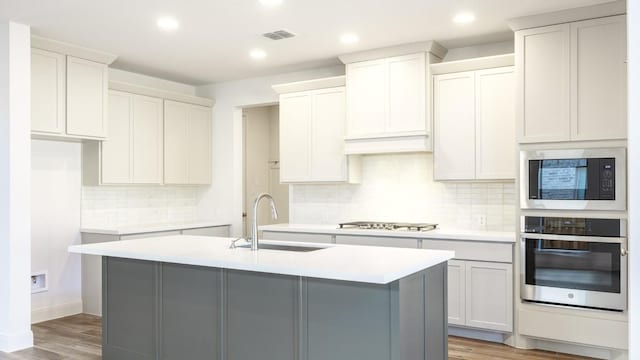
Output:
left=538, top=159, right=588, bottom=200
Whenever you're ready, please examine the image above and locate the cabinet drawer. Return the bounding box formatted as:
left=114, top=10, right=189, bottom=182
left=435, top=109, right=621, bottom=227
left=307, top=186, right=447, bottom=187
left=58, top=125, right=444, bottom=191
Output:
left=262, top=231, right=333, bottom=244
left=182, top=226, right=230, bottom=237
left=120, top=230, right=181, bottom=241
left=421, top=239, right=512, bottom=263
left=335, top=235, right=418, bottom=248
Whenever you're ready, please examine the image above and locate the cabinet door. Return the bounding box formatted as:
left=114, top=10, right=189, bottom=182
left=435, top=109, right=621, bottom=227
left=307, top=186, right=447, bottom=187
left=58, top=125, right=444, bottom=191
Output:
left=475, top=67, right=516, bottom=180
left=433, top=72, right=476, bottom=180
left=133, top=95, right=163, bottom=184
left=311, top=87, right=347, bottom=182
left=101, top=91, right=133, bottom=184
left=386, top=53, right=426, bottom=134
left=447, top=260, right=466, bottom=326
left=31, top=48, right=65, bottom=135
left=465, top=261, right=513, bottom=332
left=187, top=105, right=212, bottom=184
left=280, top=92, right=312, bottom=182
left=570, top=15, right=627, bottom=141
left=346, top=59, right=386, bottom=138
left=164, top=100, right=189, bottom=184
left=66, top=56, right=108, bottom=138
left=516, top=24, right=571, bottom=143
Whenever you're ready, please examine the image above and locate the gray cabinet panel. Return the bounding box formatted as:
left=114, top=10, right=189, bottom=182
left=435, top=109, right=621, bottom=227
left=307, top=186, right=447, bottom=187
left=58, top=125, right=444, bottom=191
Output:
left=103, top=257, right=157, bottom=360
left=305, top=279, right=390, bottom=360
left=161, top=264, right=221, bottom=360
left=225, top=270, right=298, bottom=360
left=424, top=263, right=448, bottom=360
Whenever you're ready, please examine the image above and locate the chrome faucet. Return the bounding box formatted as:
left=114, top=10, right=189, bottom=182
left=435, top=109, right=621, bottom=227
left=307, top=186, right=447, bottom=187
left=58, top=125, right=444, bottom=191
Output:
left=251, top=193, right=278, bottom=251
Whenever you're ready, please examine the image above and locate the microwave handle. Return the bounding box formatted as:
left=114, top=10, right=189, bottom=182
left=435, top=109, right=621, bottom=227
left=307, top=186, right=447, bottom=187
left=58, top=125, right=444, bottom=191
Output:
left=520, top=233, right=626, bottom=244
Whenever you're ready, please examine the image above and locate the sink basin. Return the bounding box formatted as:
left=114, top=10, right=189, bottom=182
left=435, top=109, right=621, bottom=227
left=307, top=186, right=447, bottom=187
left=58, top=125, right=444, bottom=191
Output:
left=236, top=243, right=325, bottom=252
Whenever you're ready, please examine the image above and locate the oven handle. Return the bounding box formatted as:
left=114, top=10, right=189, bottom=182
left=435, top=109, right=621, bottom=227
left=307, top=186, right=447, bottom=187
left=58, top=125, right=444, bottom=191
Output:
left=520, top=233, right=626, bottom=244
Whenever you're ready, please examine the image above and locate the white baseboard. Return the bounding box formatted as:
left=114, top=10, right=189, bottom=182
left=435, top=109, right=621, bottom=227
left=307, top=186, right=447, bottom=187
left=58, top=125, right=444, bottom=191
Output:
left=0, top=330, right=34, bottom=352
left=448, top=326, right=507, bottom=343
left=31, top=300, right=83, bottom=324
left=535, top=339, right=628, bottom=360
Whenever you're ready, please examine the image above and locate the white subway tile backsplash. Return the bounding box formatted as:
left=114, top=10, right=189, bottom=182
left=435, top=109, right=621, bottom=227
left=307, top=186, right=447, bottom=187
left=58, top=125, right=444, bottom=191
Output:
left=290, top=153, right=517, bottom=232
left=82, top=186, right=201, bottom=228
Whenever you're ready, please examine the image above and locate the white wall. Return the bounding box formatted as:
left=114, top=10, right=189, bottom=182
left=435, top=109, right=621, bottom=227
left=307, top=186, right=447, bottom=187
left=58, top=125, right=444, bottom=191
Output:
left=290, top=153, right=515, bottom=231
left=0, top=21, right=33, bottom=352
left=31, top=141, right=82, bottom=323
left=627, top=0, right=638, bottom=358
left=196, top=65, right=345, bottom=236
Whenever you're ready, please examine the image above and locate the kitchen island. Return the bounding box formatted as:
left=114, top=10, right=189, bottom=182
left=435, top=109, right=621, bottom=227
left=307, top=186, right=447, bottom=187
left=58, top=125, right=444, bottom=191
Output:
left=69, top=236, right=454, bottom=360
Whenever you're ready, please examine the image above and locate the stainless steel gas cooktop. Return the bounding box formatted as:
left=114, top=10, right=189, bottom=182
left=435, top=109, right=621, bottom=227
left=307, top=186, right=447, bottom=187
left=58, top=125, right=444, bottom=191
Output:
left=338, top=221, right=438, bottom=232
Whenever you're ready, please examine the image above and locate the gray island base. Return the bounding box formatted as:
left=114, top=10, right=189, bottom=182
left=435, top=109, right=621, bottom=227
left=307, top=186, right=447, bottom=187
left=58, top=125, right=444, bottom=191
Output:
left=102, top=257, right=447, bottom=360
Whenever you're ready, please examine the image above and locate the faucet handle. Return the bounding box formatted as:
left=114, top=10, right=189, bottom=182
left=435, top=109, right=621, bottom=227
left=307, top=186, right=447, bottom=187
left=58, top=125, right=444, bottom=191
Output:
left=229, top=237, right=250, bottom=249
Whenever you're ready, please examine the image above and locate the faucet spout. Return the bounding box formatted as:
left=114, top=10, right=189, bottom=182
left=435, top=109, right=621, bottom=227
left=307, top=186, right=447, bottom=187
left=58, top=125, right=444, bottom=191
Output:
left=251, top=193, right=278, bottom=251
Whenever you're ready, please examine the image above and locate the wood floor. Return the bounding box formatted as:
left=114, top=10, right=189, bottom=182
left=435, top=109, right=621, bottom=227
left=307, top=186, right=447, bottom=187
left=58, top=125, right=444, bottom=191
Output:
left=0, top=314, right=592, bottom=360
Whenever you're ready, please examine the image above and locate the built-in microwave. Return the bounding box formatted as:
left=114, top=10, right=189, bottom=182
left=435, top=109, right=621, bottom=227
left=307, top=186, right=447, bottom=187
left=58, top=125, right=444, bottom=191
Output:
left=521, top=148, right=626, bottom=211
left=521, top=216, right=627, bottom=311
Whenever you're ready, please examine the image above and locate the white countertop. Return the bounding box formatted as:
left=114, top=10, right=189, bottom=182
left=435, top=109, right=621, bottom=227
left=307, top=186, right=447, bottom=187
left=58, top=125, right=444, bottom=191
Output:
left=80, top=221, right=231, bottom=235
left=68, top=235, right=454, bottom=284
left=260, top=223, right=516, bottom=243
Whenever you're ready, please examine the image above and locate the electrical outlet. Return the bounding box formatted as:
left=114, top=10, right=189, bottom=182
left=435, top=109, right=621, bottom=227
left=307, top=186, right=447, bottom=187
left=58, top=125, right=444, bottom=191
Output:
left=31, top=272, right=48, bottom=294
left=475, top=215, right=487, bottom=229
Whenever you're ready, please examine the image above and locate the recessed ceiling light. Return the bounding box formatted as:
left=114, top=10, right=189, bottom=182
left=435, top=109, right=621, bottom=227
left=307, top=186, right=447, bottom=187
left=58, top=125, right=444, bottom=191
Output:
left=340, top=33, right=359, bottom=44
left=259, top=0, right=283, bottom=6
left=157, top=16, right=179, bottom=31
left=250, top=49, right=267, bottom=60
left=453, top=12, right=476, bottom=24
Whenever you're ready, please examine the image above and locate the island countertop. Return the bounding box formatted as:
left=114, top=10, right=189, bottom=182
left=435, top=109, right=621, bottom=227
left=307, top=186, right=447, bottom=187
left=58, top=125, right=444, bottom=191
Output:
left=68, top=235, right=454, bottom=284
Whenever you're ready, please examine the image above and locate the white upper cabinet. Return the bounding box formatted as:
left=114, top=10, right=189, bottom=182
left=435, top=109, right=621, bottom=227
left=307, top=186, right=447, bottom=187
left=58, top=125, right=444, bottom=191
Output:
left=346, top=53, right=428, bottom=141
left=516, top=15, right=627, bottom=143
left=570, top=15, right=627, bottom=141
left=186, top=104, right=213, bottom=185
left=277, top=79, right=359, bottom=184
left=340, top=42, right=446, bottom=154
left=433, top=71, right=476, bottom=180
left=280, top=92, right=312, bottom=182
left=86, top=91, right=163, bottom=185
left=66, top=56, right=108, bottom=139
left=31, top=48, right=65, bottom=135
left=346, top=59, right=386, bottom=138
left=164, top=100, right=212, bottom=185
left=30, top=37, right=115, bottom=141
left=516, top=24, right=571, bottom=143
left=475, top=68, right=516, bottom=179
left=100, top=91, right=133, bottom=183
left=131, top=94, right=164, bottom=184
left=386, top=53, right=427, bottom=134
left=433, top=63, right=516, bottom=181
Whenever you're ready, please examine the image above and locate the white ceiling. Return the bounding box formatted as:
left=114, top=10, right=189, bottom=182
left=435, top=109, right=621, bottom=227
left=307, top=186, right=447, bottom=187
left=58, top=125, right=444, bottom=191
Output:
left=0, top=0, right=615, bottom=85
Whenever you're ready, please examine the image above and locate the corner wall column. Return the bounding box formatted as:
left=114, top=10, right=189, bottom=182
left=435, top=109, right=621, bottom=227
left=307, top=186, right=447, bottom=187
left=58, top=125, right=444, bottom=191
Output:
left=0, top=20, right=33, bottom=352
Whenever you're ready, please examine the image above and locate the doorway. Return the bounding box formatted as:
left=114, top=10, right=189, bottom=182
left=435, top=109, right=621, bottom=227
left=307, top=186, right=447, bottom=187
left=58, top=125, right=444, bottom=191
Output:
left=242, top=105, right=289, bottom=237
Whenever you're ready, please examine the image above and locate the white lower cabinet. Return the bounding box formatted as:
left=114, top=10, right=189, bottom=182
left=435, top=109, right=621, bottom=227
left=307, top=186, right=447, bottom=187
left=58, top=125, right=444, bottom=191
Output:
left=447, top=260, right=466, bottom=326
left=448, top=260, right=513, bottom=332
left=335, top=235, right=418, bottom=248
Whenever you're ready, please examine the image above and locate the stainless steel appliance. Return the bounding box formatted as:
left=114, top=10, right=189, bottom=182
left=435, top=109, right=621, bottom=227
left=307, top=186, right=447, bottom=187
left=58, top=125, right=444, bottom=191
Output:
left=521, top=216, right=627, bottom=311
left=338, top=221, right=438, bottom=232
left=521, top=147, right=626, bottom=210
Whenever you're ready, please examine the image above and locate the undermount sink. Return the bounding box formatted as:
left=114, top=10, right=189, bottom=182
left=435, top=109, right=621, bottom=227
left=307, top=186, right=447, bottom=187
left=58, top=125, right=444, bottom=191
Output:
left=236, top=243, right=325, bottom=252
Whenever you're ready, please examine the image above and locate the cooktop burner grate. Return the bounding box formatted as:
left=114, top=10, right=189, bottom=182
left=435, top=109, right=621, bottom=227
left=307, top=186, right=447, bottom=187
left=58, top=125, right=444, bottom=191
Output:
left=338, top=221, right=438, bottom=232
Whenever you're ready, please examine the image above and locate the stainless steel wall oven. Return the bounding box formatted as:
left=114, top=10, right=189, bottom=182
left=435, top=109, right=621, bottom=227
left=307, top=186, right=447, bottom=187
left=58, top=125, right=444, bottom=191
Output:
left=521, top=216, right=627, bottom=311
